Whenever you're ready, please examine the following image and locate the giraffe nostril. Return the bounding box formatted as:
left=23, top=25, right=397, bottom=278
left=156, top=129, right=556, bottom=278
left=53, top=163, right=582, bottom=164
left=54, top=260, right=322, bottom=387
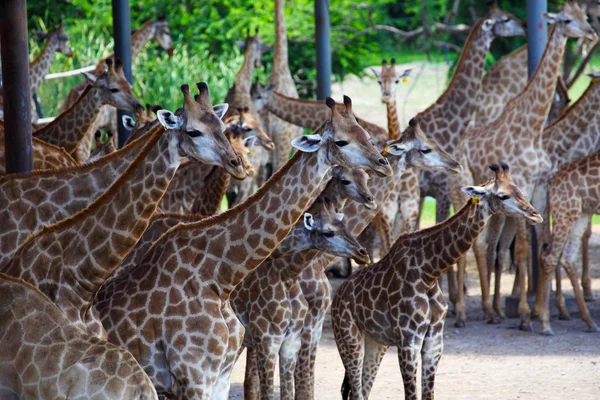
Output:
left=359, top=248, right=368, bottom=256
left=378, top=158, right=389, bottom=166
left=230, top=158, right=241, bottom=168
left=365, top=196, right=374, bottom=203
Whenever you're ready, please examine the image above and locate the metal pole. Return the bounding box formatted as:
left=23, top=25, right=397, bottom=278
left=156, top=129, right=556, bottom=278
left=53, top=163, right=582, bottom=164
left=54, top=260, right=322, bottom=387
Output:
left=112, top=0, right=133, bottom=147
left=527, top=0, right=548, bottom=78
left=0, top=0, right=32, bottom=174
left=526, top=0, right=547, bottom=293
left=315, top=0, right=331, bottom=100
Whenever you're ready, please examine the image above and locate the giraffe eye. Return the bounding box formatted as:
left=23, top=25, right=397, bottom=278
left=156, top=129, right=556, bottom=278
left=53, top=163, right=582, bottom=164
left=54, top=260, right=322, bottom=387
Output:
left=420, top=148, right=432, bottom=154
left=188, top=130, right=203, bottom=137
left=498, top=194, right=510, bottom=201
left=335, top=140, right=349, bottom=147
left=110, top=88, right=119, bottom=93
left=394, top=80, right=399, bottom=84
left=341, top=179, right=351, bottom=185
left=323, top=231, right=335, bottom=238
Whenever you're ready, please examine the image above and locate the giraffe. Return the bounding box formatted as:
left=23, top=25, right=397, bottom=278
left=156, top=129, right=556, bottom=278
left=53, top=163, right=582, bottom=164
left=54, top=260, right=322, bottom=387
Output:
left=95, top=96, right=392, bottom=399
left=533, top=151, right=600, bottom=336
left=87, top=130, right=116, bottom=162
left=226, top=107, right=275, bottom=207
left=0, top=21, right=73, bottom=121
left=0, top=82, right=239, bottom=269
left=293, top=120, right=462, bottom=400
left=63, top=18, right=174, bottom=159
left=0, top=273, right=158, bottom=400
left=448, top=2, right=596, bottom=329
left=33, top=59, right=141, bottom=159
left=333, top=164, right=541, bottom=400
left=232, top=195, right=370, bottom=400
left=0, top=135, right=77, bottom=175
left=266, top=0, right=304, bottom=173
left=123, top=103, right=162, bottom=145
left=2, top=84, right=244, bottom=339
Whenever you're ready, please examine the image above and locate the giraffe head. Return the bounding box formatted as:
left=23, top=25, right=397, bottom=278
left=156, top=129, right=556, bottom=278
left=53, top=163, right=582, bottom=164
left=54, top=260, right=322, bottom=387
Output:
left=82, top=59, right=142, bottom=113
left=156, top=82, right=246, bottom=179
left=583, top=0, right=600, bottom=17
left=226, top=106, right=274, bottom=150
left=34, top=19, right=73, bottom=57
left=228, top=133, right=258, bottom=177
left=544, top=2, right=598, bottom=41
left=88, top=131, right=116, bottom=162
left=291, top=96, right=393, bottom=177
left=330, top=166, right=376, bottom=210
left=383, top=118, right=462, bottom=174
left=462, top=163, right=543, bottom=224
left=486, top=2, right=526, bottom=37
left=237, top=29, right=272, bottom=68
left=371, top=59, right=411, bottom=104
left=154, top=17, right=174, bottom=56
left=303, top=197, right=370, bottom=264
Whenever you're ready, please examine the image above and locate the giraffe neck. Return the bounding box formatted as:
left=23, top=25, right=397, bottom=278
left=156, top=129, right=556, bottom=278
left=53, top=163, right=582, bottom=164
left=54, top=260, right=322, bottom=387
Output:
left=515, top=25, right=566, bottom=140
left=164, top=149, right=331, bottom=297
left=271, top=0, right=290, bottom=78
left=424, top=18, right=493, bottom=151
left=33, top=86, right=103, bottom=153
left=5, top=125, right=180, bottom=310
left=191, top=165, right=230, bottom=216
left=544, top=80, right=600, bottom=170
left=160, top=162, right=214, bottom=213
left=387, top=200, right=488, bottom=286
left=234, top=48, right=259, bottom=111
left=131, top=21, right=157, bottom=59
left=29, top=34, right=59, bottom=94
left=385, top=99, right=401, bottom=140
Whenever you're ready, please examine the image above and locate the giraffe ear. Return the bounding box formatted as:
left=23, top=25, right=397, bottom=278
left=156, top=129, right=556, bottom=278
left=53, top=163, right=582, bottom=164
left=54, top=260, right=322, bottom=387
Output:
left=157, top=110, right=183, bottom=129
left=243, top=135, right=258, bottom=149
left=291, top=134, right=323, bottom=153
left=260, top=43, right=273, bottom=53
left=461, top=185, right=487, bottom=198
left=370, top=67, right=380, bottom=77
left=82, top=72, right=98, bottom=85
left=122, top=115, right=136, bottom=131
left=336, top=213, right=344, bottom=221
left=236, top=40, right=247, bottom=51
left=384, top=143, right=408, bottom=156
left=213, top=103, right=229, bottom=120
left=481, top=19, right=495, bottom=32
left=304, top=213, right=314, bottom=231
left=542, top=13, right=558, bottom=24
left=399, top=69, right=412, bottom=79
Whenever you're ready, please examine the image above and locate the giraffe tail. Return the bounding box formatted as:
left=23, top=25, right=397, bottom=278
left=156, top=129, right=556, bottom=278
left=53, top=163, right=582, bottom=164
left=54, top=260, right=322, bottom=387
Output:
left=341, top=372, right=351, bottom=399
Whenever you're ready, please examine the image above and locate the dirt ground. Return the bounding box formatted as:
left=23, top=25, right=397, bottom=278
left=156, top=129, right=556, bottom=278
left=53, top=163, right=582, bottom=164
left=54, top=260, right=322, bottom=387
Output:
left=228, top=62, right=600, bottom=399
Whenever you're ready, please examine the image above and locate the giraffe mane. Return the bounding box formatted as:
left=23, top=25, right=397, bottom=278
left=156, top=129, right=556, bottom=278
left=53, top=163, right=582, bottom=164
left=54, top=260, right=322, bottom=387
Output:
left=0, top=272, right=63, bottom=312
left=413, top=18, right=485, bottom=118
left=10, top=125, right=166, bottom=243
left=30, top=31, right=57, bottom=65
left=35, top=85, right=94, bottom=133
left=147, top=149, right=306, bottom=253
left=132, top=20, right=156, bottom=41
left=0, top=125, right=155, bottom=184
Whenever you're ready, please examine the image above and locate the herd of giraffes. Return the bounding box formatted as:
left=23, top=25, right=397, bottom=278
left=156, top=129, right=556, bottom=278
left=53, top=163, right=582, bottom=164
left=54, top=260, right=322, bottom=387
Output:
left=0, top=1, right=600, bottom=399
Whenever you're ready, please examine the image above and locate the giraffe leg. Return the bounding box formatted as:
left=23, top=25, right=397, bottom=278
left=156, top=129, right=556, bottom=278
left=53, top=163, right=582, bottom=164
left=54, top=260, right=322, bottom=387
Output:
left=333, top=300, right=365, bottom=400
left=536, top=211, right=578, bottom=336
left=255, top=338, right=281, bottom=400
left=279, top=331, right=302, bottom=400
left=294, top=321, right=314, bottom=400
left=244, top=347, right=260, bottom=400
left=473, top=225, right=498, bottom=323
left=304, top=314, right=327, bottom=399
left=561, top=214, right=599, bottom=332
left=360, top=335, right=388, bottom=398
left=486, top=215, right=507, bottom=319
left=554, top=260, right=570, bottom=320
left=581, top=220, right=595, bottom=301
left=454, top=256, right=467, bottom=328
left=446, top=264, right=458, bottom=310
left=397, top=345, right=420, bottom=400
left=421, top=327, right=444, bottom=400
left=514, top=219, right=533, bottom=331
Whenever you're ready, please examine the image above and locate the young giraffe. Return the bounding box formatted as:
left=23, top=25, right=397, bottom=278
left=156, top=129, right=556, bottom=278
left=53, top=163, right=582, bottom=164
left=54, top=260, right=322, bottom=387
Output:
left=0, top=21, right=73, bottom=121
left=333, top=164, right=542, bottom=400
left=232, top=172, right=374, bottom=400
left=534, top=152, right=600, bottom=335
left=65, top=18, right=174, bottom=159
left=0, top=135, right=77, bottom=175
left=2, top=84, right=244, bottom=339
left=87, top=130, right=116, bottom=162
left=95, top=96, right=392, bottom=399
left=0, top=83, right=238, bottom=269
left=449, top=2, right=596, bottom=329
left=0, top=273, right=158, bottom=400
left=123, top=103, right=162, bottom=145
left=33, top=59, right=141, bottom=157
left=294, top=120, right=462, bottom=400
left=266, top=0, right=303, bottom=172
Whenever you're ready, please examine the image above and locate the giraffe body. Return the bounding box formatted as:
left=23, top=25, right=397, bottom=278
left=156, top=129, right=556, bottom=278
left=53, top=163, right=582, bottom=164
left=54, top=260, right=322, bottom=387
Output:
left=0, top=273, right=158, bottom=400
left=0, top=135, right=77, bottom=175
left=333, top=165, right=541, bottom=400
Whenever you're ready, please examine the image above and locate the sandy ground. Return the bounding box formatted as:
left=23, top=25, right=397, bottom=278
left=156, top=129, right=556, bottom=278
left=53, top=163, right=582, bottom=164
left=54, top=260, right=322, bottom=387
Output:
left=229, top=61, right=600, bottom=399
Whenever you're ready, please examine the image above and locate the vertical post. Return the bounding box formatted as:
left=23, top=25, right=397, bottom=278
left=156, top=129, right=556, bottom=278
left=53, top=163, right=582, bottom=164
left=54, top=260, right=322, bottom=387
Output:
left=112, top=0, right=133, bottom=148
left=527, top=0, right=547, bottom=78
left=315, top=0, right=331, bottom=100
left=0, top=0, right=33, bottom=174
left=527, top=0, right=547, bottom=292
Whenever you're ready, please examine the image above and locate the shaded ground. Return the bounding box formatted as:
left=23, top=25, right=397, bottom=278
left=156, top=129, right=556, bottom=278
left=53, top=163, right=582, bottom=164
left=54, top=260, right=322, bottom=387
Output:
left=229, top=62, right=600, bottom=399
